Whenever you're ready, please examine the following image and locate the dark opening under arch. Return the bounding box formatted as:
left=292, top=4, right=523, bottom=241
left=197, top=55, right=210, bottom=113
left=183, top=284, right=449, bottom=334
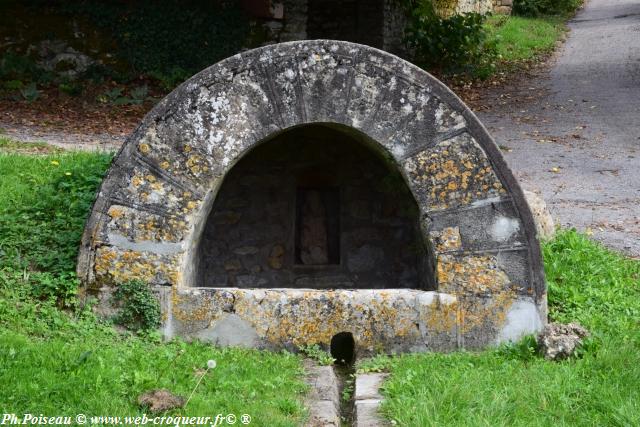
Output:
left=196, top=123, right=435, bottom=289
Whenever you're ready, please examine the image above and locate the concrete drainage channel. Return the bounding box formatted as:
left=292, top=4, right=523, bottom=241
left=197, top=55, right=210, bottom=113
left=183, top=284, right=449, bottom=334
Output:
left=305, top=333, right=388, bottom=426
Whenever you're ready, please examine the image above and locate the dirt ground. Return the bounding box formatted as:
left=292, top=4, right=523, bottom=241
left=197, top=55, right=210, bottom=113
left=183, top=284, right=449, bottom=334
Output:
left=0, top=83, right=149, bottom=151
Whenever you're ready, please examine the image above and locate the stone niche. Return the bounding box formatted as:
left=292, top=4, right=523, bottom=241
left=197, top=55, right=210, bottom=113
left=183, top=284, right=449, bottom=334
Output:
left=78, top=40, right=546, bottom=355
left=196, top=123, right=434, bottom=290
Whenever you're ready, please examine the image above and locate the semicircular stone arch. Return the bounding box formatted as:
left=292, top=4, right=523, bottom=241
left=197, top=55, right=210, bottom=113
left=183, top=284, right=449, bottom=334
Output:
left=79, top=40, right=546, bottom=353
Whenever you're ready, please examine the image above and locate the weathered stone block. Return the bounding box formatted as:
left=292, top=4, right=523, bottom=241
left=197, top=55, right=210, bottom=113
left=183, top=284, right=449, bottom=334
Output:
left=428, top=199, right=526, bottom=252
left=403, top=133, right=506, bottom=212
left=523, top=190, right=556, bottom=240
left=354, top=373, right=387, bottom=400
left=166, top=288, right=459, bottom=354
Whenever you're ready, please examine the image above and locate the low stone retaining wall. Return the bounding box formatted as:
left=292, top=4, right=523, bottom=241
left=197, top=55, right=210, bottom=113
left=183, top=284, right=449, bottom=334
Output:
left=160, top=288, right=458, bottom=354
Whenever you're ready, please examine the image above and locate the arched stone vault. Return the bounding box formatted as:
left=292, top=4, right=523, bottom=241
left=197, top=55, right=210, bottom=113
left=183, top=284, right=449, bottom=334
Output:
left=79, top=40, right=546, bottom=353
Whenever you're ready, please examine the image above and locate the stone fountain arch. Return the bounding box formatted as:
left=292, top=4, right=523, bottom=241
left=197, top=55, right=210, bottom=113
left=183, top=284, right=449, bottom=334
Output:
left=78, top=40, right=546, bottom=353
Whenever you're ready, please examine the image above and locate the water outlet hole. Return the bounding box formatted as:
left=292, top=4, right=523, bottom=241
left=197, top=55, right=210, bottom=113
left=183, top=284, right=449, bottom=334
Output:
left=331, top=331, right=355, bottom=365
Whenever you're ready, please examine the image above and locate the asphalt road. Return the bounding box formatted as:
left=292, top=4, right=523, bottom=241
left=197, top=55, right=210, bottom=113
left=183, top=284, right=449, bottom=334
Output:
left=478, top=0, right=640, bottom=256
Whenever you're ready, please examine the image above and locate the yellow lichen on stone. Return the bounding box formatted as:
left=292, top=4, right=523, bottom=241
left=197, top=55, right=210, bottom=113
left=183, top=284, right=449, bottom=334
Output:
left=131, top=175, right=143, bottom=187
left=232, top=291, right=425, bottom=350
left=458, top=289, right=516, bottom=334
left=94, top=246, right=182, bottom=286
left=422, top=297, right=459, bottom=334
left=163, top=288, right=466, bottom=353
left=94, top=247, right=118, bottom=275
left=186, top=155, right=205, bottom=176
left=436, top=254, right=516, bottom=333
left=107, top=206, right=124, bottom=219
left=172, top=292, right=216, bottom=323
left=404, top=134, right=507, bottom=211
left=437, top=255, right=510, bottom=294
left=430, top=226, right=462, bottom=252
left=106, top=205, right=188, bottom=243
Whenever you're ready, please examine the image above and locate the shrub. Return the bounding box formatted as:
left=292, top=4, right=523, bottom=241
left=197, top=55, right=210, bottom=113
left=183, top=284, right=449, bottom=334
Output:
left=405, top=1, right=497, bottom=78
left=299, top=344, right=335, bottom=366
left=0, top=268, right=79, bottom=309
left=513, top=0, right=582, bottom=17
left=61, top=0, right=250, bottom=87
left=58, top=81, right=83, bottom=97
left=112, top=280, right=161, bottom=332
left=0, top=53, right=53, bottom=85
left=29, top=271, right=79, bottom=308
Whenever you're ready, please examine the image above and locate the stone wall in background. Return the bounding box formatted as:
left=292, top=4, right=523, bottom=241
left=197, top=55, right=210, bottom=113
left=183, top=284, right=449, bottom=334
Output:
left=454, top=0, right=493, bottom=14
left=382, top=0, right=410, bottom=55
left=250, top=0, right=409, bottom=56
left=492, top=0, right=514, bottom=15
left=307, top=1, right=383, bottom=49
left=251, top=0, right=510, bottom=57
left=435, top=0, right=512, bottom=16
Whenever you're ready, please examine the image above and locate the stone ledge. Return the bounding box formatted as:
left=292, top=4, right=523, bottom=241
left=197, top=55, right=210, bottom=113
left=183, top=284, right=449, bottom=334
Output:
left=159, top=287, right=544, bottom=352
left=304, top=360, right=340, bottom=427
left=162, top=288, right=459, bottom=354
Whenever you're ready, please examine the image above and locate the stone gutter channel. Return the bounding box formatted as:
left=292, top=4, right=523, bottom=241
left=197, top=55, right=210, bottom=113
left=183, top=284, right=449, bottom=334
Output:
left=304, top=359, right=388, bottom=426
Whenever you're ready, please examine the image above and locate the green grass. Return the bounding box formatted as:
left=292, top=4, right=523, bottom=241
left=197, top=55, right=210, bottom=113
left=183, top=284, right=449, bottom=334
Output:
left=0, top=146, right=112, bottom=275
left=544, top=230, right=640, bottom=333
left=0, top=149, right=308, bottom=425
left=0, top=287, right=306, bottom=424
left=368, top=229, right=640, bottom=426
left=486, top=15, right=565, bottom=64
left=0, top=288, right=306, bottom=423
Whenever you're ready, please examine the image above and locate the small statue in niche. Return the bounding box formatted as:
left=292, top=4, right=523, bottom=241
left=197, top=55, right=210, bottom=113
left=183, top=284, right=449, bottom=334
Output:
left=300, top=190, right=329, bottom=264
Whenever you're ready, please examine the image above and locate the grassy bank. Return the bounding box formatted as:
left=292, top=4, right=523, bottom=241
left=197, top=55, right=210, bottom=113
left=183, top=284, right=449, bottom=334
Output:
left=362, top=229, right=640, bottom=426
left=0, top=295, right=306, bottom=422
left=487, top=15, right=565, bottom=65
left=0, top=146, right=307, bottom=425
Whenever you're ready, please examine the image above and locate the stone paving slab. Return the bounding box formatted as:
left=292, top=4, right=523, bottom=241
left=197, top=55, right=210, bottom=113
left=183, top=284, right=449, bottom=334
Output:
left=354, top=373, right=389, bottom=427
left=354, top=373, right=388, bottom=401
left=304, top=360, right=340, bottom=426
left=355, top=400, right=387, bottom=427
